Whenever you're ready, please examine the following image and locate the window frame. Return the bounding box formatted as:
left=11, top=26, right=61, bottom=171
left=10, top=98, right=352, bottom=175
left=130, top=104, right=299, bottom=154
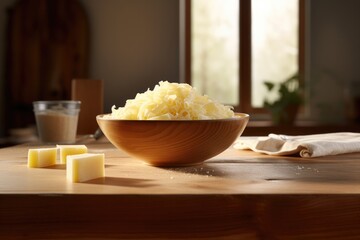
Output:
left=184, top=0, right=305, bottom=114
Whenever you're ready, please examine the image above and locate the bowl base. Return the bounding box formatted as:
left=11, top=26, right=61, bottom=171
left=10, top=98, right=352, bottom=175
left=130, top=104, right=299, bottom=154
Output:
left=145, top=161, right=204, bottom=168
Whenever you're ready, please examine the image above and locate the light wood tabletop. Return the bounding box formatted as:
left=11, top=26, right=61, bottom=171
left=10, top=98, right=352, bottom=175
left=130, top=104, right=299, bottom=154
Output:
left=1, top=138, right=360, bottom=239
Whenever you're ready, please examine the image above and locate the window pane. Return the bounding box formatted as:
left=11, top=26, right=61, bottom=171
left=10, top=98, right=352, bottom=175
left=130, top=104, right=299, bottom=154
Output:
left=251, top=0, right=299, bottom=107
left=191, top=0, right=239, bottom=105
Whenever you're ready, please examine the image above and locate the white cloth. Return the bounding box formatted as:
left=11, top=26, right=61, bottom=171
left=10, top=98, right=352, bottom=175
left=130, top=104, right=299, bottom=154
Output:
left=234, top=132, right=360, bottom=158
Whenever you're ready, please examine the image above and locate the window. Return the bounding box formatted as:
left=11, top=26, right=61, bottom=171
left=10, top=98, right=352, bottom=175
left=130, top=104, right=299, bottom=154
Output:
left=185, top=0, right=304, bottom=114
left=191, top=0, right=239, bottom=106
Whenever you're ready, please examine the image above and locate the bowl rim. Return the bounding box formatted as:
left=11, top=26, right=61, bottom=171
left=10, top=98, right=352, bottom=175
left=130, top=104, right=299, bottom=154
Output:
left=96, top=113, right=249, bottom=122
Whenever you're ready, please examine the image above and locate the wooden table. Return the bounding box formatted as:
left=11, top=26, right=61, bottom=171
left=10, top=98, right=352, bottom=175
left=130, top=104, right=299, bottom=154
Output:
left=1, top=138, right=360, bottom=239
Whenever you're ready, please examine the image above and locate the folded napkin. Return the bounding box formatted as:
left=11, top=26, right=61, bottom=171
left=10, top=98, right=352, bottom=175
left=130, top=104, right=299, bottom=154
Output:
left=234, top=132, right=360, bottom=158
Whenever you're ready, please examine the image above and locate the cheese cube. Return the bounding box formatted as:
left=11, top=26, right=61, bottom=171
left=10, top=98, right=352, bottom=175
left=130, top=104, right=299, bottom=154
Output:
left=57, top=145, right=87, bottom=164
left=66, top=153, right=105, bottom=182
left=28, top=148, right=57, bottom=168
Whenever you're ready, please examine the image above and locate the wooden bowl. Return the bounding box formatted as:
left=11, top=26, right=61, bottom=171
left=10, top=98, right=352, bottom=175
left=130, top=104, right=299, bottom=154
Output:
left=96, top=113, right=249, bottom=167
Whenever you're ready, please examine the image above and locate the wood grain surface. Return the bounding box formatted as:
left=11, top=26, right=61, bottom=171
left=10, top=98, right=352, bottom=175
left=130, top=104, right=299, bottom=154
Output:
left=1, top=139, right=360, bottom=239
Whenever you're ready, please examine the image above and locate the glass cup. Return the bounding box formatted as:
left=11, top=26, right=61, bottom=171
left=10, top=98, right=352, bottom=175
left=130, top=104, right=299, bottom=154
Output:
left=33, top=101, right=81, bottom=144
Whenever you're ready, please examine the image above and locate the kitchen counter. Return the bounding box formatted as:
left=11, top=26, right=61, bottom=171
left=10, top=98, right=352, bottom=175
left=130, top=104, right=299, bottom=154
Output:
left=1, top=138, right=360, bottom=239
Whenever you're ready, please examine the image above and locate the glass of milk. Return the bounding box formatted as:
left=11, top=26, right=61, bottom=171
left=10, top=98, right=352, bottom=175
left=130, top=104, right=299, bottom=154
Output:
left=33, top=101, right=81, bottom=144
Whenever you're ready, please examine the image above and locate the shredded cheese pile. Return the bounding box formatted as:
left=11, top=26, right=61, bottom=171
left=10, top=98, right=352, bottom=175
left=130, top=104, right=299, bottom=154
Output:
left=107, top=81, right=235, bottom=120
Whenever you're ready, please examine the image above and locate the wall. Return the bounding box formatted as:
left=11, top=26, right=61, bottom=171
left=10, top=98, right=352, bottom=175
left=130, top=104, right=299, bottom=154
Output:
left=80, top=0, right=180, bottom=113
left=308, top=0, right=360, bottom=124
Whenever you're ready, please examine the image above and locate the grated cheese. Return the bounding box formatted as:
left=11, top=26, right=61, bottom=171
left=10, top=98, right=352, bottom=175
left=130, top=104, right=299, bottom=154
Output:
left=106, top=81, right=235, bottom=120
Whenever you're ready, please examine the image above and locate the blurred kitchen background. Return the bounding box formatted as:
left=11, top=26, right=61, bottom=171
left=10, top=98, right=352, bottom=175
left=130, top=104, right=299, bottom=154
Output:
left=0, top=0, right=360, bottom=144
